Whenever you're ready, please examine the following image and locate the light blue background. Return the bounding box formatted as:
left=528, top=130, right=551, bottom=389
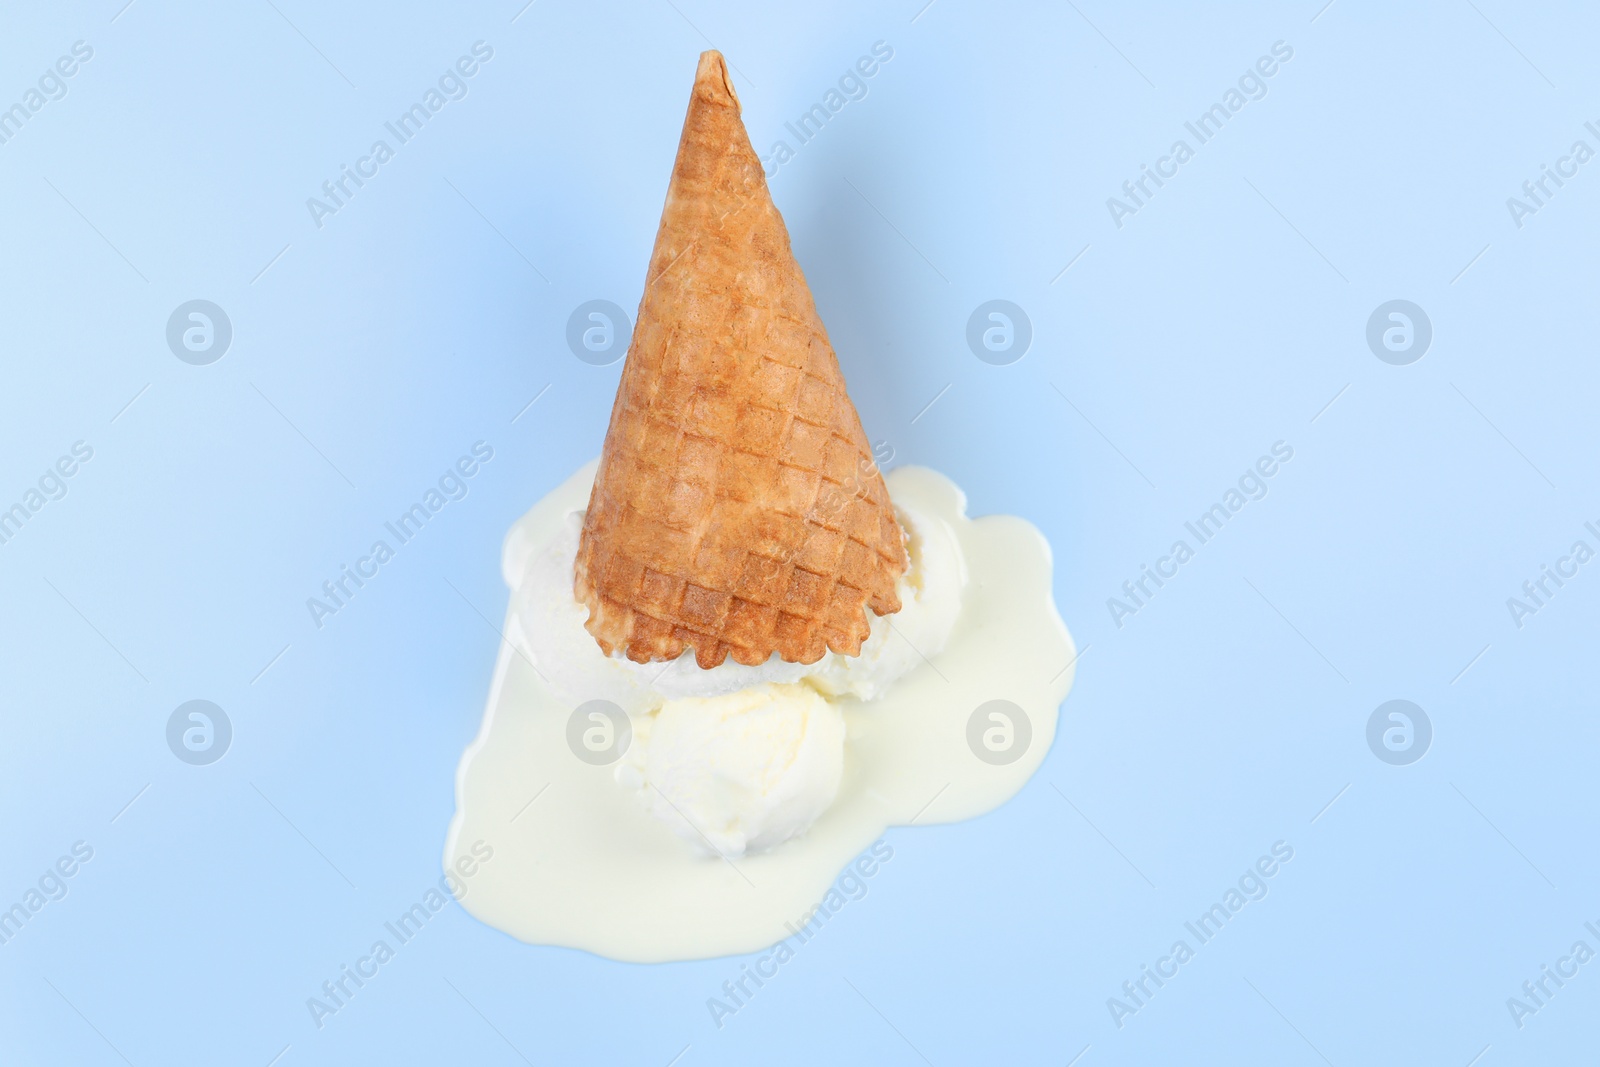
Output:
left=2, top=1, right=1596, bottom=1063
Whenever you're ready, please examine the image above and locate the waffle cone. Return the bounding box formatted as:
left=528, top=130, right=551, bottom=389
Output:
left=574, top=50, right=907, bottom=669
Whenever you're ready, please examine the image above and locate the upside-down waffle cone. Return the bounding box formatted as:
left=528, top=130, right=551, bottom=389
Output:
left=574, top=50, right=907, bottom=669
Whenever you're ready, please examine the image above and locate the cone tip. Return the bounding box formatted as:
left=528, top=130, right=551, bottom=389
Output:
left=694, top=50, right=739, bottom=111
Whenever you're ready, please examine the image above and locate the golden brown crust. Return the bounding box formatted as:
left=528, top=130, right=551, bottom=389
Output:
left=574, top=50, right=907, bottom=669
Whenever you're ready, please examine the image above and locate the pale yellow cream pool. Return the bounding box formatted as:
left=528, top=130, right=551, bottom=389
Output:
left=444, top=460, right=1076, bottom=962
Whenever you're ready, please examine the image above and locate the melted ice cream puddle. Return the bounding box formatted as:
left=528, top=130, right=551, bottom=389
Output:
left=444, top=460, right=1076, bottom=962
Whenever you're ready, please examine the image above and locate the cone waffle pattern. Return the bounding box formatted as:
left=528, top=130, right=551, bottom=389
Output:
left=574, top=51, right=907, bottom=669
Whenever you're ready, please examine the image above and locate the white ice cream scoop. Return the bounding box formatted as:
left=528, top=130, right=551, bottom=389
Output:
left=614, top=683, right=845, bottom=858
